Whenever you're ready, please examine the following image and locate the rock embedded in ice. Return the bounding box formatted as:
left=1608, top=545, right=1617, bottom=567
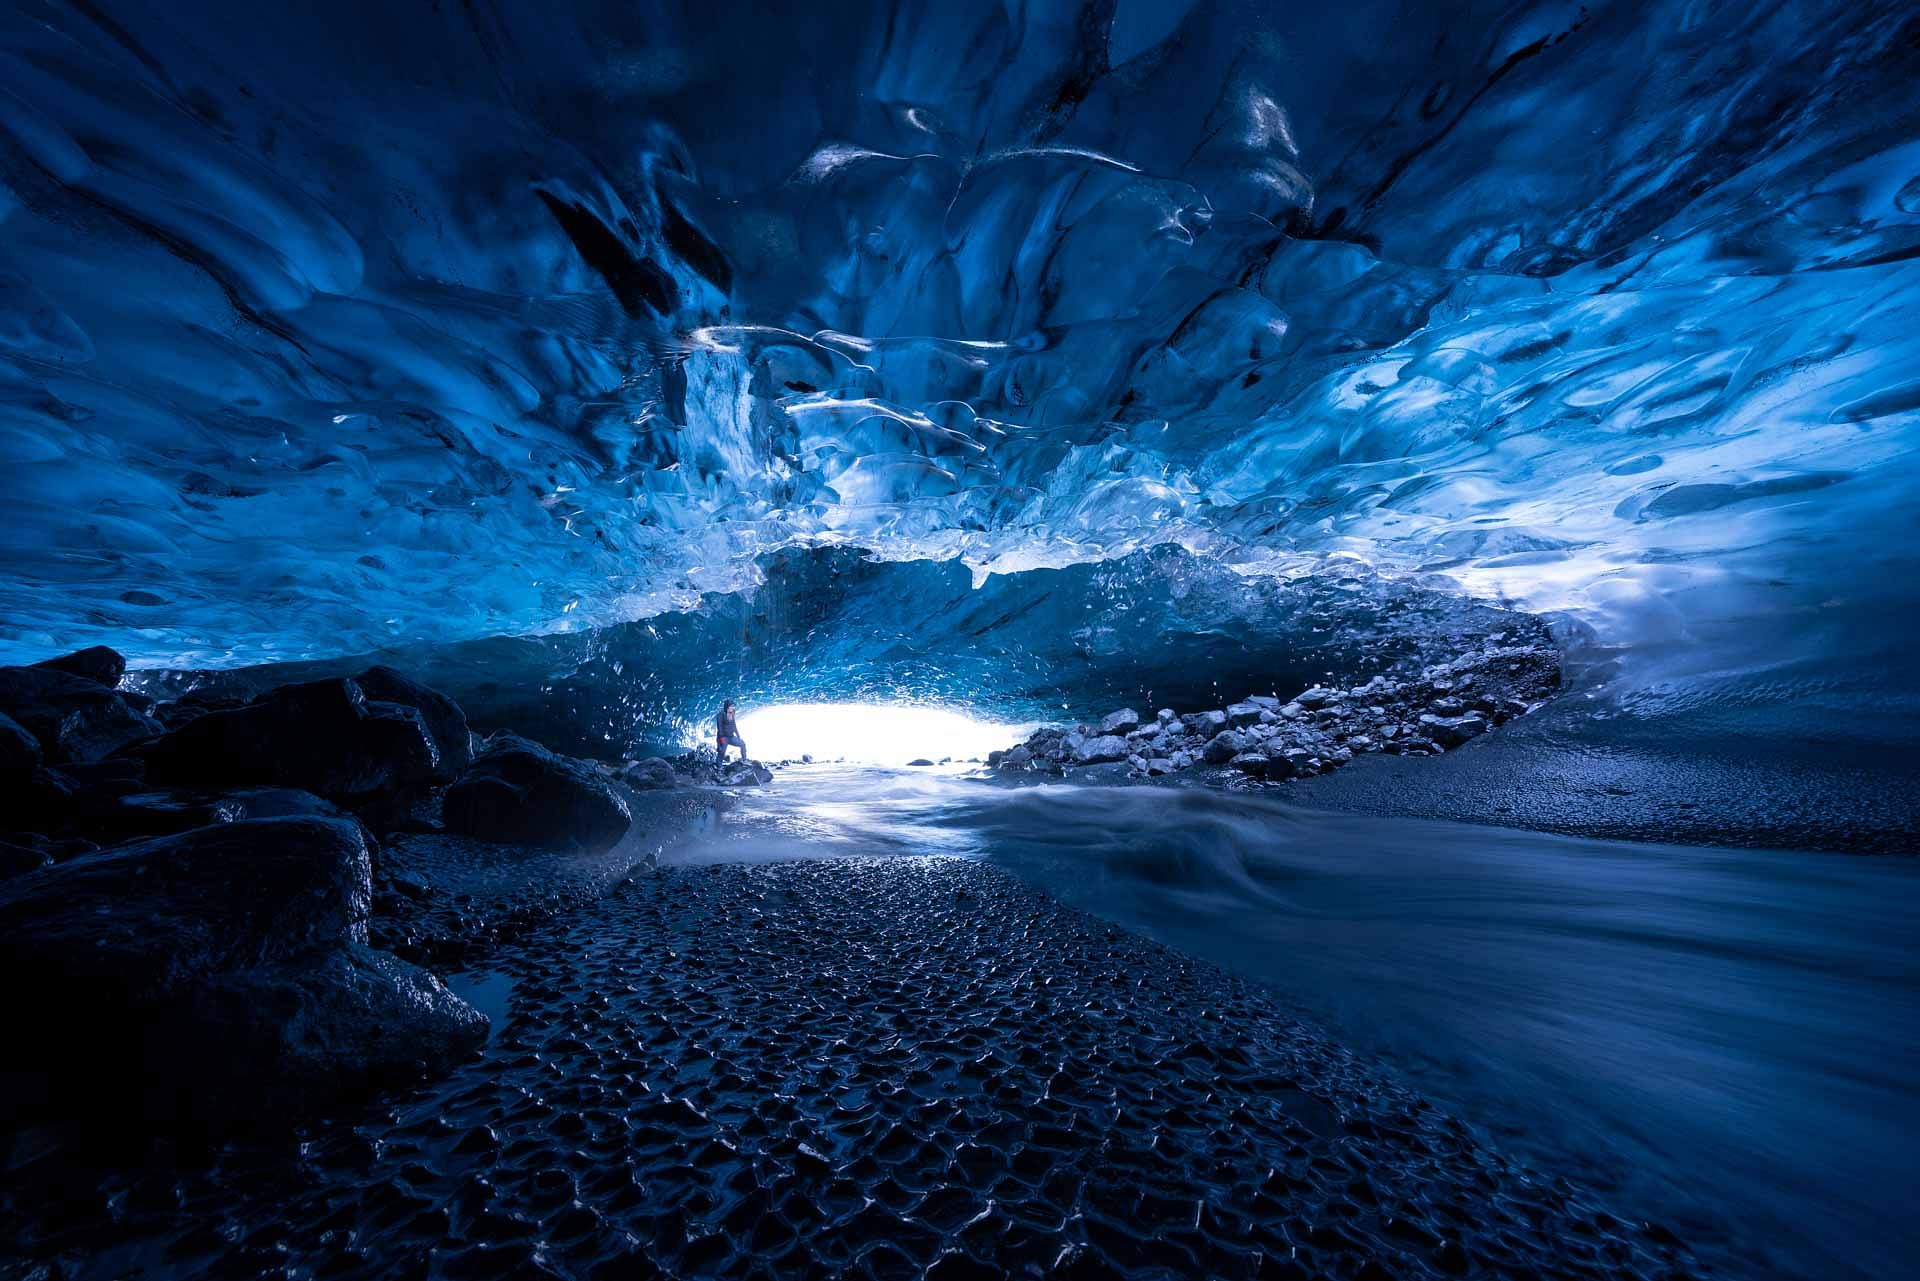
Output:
left=1099, top=708, right=1141, bottom=735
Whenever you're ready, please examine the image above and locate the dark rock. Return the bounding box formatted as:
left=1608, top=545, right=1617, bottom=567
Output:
left=719, top=762, right=774, bottom=787
left=618, top=757, right=679, bottom=790
left=13, top=765, right=79, bottom=832
left=1419, top=713, right=1490, bottom=748
left=0, top=838, right=52, bottom=878
left=1228, top=751, right=1271, bottom=776
left=34, top=758, right=148, bottom=833
left=1225, top=701, right=1265, bottom=728
left=163, top=943, right=487, bottom=1122
left=30, top=645, right=126, bottom=687
left=1295, top=687, right=1335, bottom=710
left=0, top=711, right=42, bottom=781
left=352, top=665, right=472, bottom=781
left=1071, top=734, right=1130, bottom=765
left=907, top=758, right=935, bottom=767
left=0, top=666, right=163, bottom=763
left=143, top=677, right=440, bottom=804
left=1002, top=746, right=1033, bottom=769
left=1202, top=731, right=1243, bottom=764
left=96, top=787, right=340, bottom=842
left=153, top=687, right=249, bottom=730
left=45, top=835, right=98, bottom=861
left=1068, top=761, right=1134, bottom=784
left=0, top=817, right=372, bottom=981
left=443, top=734, right=632, bottom=854
left=1186, top=710, right=1228, bottom=736
left=0, top=816, right=483, bottom=1127
left=1273, top=747, right=1313, bottom=774
left=1098, top=708, right=1140, bottom=735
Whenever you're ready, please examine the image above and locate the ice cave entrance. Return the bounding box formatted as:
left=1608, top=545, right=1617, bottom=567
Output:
left=733, top=703, right=1039, bottom=767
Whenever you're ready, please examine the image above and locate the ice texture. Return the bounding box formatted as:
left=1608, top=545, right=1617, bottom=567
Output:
left=2, top=1, right=1917, bottom=743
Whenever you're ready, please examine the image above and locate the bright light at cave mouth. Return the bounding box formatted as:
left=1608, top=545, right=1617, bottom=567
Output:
left=733, top=703, right=1039, bottom=767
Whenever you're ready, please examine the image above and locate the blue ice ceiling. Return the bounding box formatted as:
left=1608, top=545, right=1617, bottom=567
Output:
left=1, top=0, right=1917, bottom=680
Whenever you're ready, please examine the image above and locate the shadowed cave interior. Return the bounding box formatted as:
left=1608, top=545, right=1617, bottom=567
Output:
left=1, top=3, right=1918, bottom=1281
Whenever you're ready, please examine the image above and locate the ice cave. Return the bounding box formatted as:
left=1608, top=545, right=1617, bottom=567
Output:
left=0, top=2, right=1916, bottom=1279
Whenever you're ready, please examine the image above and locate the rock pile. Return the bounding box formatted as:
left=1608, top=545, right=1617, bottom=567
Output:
left=992, top=641, right=1560, bottom=784
left=0, top=644, right=672, bottom=1131
left=0, top=816, right=486, bottom=1129
left=615, top=747, right=773, bottom=789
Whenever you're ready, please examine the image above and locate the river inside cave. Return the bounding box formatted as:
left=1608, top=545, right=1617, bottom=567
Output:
left=662, top=763, right=1920, bottom=1281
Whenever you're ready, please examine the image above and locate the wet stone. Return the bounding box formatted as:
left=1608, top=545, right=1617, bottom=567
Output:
left=0, top=856, right=1698, bottom=1281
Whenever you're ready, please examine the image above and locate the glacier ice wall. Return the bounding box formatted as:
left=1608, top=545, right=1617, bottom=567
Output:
left=2, top=0, right=1917, bottom=741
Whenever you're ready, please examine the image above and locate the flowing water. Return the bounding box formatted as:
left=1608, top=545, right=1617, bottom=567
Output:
left=660, top=765, right=1920, bottom=1281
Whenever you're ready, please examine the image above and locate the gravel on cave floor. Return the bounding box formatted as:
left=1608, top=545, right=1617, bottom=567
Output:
left=2, top=855, right=1702, bottom=1281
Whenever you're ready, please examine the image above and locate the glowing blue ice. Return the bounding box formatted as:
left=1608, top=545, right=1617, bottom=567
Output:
left=1, top=0, right=1915, bottom=765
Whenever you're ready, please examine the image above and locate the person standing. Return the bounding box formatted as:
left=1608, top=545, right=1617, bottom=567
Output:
left=716, top=699, right=747, bottom=762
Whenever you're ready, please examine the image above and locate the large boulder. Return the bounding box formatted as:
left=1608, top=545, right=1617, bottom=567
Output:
left=0, top=666, right=162, bottom=763
left=157, top=943, right=487, bottom=1123
left=0, top=817, right=484, bottom=1127
left=143, top=676, right=441, bottom=804
left=351, top=665, right=471, bottom=780
left=443, top=733, right=632, bottom=853
left=0, top=838, right=51, bottom=879
left=0, top=817, right=373, bottom=984
left=0, top=711, right=40, bottom=782
left=1098, top=708, right=1141, bottom=735
left=30, top=645, right=126, bottom=687
left=94, top=786, right=341, bottom=842
left=618, top=756, right=679, bottom=790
